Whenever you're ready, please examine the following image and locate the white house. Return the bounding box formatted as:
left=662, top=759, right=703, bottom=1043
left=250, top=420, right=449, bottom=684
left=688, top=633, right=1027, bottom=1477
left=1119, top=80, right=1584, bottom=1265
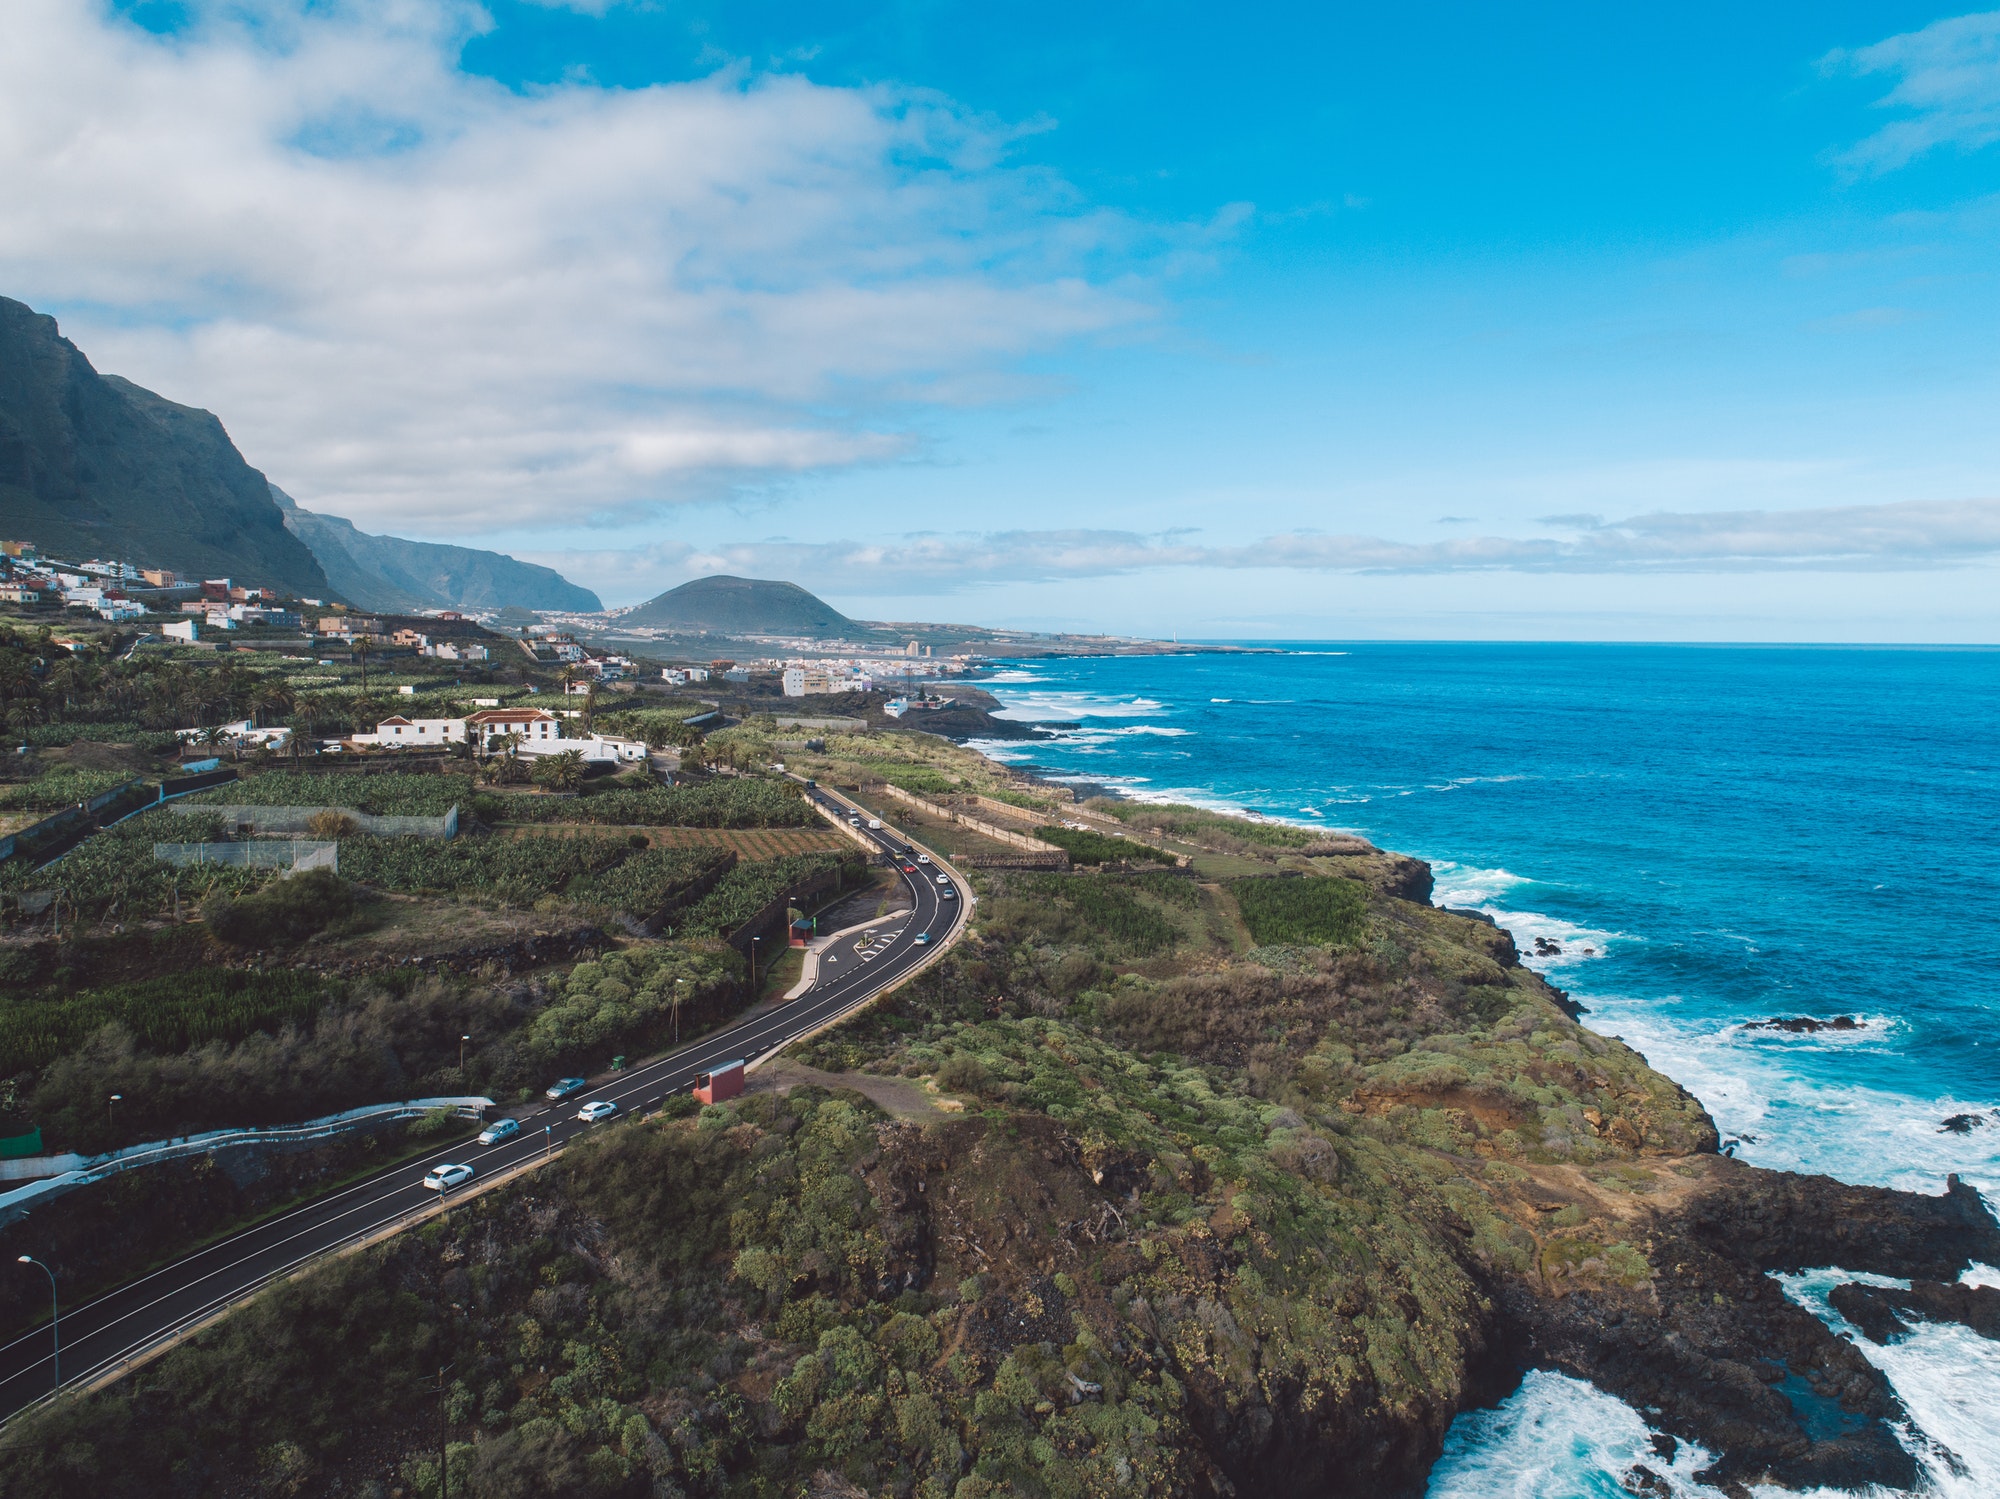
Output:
left=162, top=619, right=199, bottom=642
left=356, top=715, right=469, bottom=747
left=465, top=707, right=562, bottom=753
left=350, top=707, right=643, bottom=764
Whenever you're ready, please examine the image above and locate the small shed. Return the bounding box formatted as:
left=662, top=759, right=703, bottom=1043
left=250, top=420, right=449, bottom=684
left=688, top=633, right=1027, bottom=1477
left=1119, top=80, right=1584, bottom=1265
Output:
left=694, top=1060, right=745, bottom=1105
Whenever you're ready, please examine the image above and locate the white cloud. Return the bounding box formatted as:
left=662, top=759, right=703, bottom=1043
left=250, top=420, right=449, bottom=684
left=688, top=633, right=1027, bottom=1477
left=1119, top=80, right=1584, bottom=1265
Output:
left=1825, top=11, right=2000, bottom=171
left=0, top=0, right=1158, bottom=532
left=532, top=497, right=2000, bottom=604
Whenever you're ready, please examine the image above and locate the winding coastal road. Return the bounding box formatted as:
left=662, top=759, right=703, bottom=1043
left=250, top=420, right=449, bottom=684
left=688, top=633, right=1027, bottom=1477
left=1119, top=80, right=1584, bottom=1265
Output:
left=0, top=790, right=965, bottom=1421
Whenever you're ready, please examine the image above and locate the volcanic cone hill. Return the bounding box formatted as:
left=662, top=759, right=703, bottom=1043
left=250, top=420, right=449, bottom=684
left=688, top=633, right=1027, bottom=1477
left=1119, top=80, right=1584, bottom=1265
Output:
left=620, top=574, right=859, bottom=637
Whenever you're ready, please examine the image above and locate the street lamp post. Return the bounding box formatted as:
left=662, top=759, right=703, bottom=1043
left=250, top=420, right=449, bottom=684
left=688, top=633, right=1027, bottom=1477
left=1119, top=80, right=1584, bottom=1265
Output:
left=16, top=1256, right=56, bottom=1396
left=108, top=1093, right=122, bottom=1133
left=459, top=1034, right=470, bottom=1075
left=750, top=935, right=762, bottom=992
left=544, top=1125, right=553, bottom=1161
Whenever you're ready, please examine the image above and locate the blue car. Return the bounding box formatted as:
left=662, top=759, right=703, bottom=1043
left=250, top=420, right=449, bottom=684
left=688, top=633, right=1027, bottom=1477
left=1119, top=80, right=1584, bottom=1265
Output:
left=544, top=1077, right=588, bottom=1102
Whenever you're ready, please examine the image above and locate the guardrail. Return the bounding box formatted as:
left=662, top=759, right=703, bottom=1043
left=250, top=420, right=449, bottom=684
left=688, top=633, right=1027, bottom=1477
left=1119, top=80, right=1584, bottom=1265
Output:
left=0, top=1097, right=493, bottom=1223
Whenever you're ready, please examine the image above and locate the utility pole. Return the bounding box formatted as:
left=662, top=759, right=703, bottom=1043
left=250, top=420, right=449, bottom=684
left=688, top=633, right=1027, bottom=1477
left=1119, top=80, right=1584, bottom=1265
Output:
left=16, top=1256, right=56, bottom=1397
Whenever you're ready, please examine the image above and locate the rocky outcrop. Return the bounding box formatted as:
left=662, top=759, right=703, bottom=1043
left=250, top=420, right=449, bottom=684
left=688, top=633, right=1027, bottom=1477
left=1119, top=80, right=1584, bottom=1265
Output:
left=1831, top=1278, right=2000, bottom=1344
left=1496, top=1165, right=2000, bottom=1496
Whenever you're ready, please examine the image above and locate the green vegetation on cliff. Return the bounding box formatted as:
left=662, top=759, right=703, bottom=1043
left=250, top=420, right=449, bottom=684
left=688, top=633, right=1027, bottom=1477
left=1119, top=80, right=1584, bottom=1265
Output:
left=0, top=794, right=1728, bottom=1498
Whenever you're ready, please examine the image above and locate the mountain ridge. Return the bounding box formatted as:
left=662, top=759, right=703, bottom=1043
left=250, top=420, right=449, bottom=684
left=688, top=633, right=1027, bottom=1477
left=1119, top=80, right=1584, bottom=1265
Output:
left=273, top=487, right=602, bottom=615
left=0, top=296, right=332, bottom=597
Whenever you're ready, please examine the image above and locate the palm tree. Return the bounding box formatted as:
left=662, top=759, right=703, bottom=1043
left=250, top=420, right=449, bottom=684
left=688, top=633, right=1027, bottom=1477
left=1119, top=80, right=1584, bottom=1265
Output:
left=351, top=635, right=372, bottom=690
left=532, top=748, right=587, bottom=793
left=285, top=702, right=321, bottom=764
left=252, top=678, right=297, bottom=728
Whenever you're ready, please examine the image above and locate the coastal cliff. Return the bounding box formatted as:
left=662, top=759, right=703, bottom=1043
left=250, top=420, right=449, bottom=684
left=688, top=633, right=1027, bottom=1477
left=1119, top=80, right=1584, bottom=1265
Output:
left=1, top=795, right=1992, bottom=1498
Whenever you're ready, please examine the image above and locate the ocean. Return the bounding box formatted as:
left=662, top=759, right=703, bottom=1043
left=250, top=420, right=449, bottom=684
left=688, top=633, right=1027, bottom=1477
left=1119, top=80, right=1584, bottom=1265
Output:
left=968, top=643, right=2000, bottom=1498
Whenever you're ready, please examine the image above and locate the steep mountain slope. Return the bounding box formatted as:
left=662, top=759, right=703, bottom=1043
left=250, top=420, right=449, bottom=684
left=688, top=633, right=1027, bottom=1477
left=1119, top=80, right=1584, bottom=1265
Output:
left=620, top=573, right=856, bottom=636
left=272, top=487, right=601, bottom=614
left=0, top=296, right=331, bottom=597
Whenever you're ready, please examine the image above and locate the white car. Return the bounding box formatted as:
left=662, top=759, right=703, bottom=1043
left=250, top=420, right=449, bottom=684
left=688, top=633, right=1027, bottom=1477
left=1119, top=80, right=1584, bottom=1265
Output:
left=576, top=1100, right=618, bottom=1123
left=935, top=874, right=951, bottom=885
left=942, top=889, right=957, bottom=900
left=423, top=1163, right=474, bottom=1192
left=917, top=854, right=931, bottom=865
left=476, top=1118, right=520, bottom=1146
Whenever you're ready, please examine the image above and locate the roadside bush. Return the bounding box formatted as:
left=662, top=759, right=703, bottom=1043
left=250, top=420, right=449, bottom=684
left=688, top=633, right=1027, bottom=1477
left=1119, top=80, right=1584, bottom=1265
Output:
left=0, top=969, right=332, bottom=1076
left=202, top=869, right=359, bottom=947
left=527, top=942, right=739, bottom=1062
left=27, top=974, right=537, bottom=1150
left=1228, top=875, right=1367, bottom=947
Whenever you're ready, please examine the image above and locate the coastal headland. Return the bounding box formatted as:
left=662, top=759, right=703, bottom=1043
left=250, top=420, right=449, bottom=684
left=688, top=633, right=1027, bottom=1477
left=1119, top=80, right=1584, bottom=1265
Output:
left=0, top=723, right=1993, bottom=1499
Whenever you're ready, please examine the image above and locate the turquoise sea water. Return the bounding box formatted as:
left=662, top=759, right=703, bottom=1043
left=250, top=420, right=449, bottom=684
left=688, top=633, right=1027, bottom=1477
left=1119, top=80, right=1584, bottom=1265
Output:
left=969, top=644, right=2000, bottom=1498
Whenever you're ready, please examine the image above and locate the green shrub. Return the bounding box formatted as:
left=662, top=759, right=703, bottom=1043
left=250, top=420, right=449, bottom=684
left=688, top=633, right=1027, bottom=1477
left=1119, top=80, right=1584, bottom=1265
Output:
left=0, top=767, right=137, bottom=811
left=0, top=809, right=255, bottom=920
left=472, top=778, right=813, bottom=828
left=20, top=723, right=178, bottom=752
left=203, top=869, right=359, bottom=947
left=191, top=772, right=470, bottom=816
left=528, top=943, right=738, bottom=1061
left=337, top=833, right=726, bottom=916
left=1228, top=875, right=1367, bottom=946
left=985, top=872, right=1185, bottom=956
left=0, top=969, right=333, bottom=1076
left=1033, top=825, right=1169, bottom=866
left=668, top=853, right=859, bottom=938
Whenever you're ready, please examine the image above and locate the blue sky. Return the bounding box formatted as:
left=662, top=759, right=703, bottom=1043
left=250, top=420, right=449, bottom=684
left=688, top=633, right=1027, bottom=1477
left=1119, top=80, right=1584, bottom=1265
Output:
left=9, top=1, right=2000, bottom=638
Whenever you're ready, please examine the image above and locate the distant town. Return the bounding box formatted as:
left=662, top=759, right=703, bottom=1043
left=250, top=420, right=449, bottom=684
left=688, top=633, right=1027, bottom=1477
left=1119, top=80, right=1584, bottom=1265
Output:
left=0, top=539, right=993, bottom=759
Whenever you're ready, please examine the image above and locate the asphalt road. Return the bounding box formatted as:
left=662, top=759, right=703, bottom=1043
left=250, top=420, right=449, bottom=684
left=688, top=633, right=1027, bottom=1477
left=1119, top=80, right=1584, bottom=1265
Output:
left=0, top=793, right=963, bottom=1421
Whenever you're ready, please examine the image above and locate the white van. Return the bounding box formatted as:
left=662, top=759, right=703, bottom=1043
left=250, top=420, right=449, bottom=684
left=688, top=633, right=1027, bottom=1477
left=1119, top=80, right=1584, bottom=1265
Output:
left=868, top=818, right=883, bottom=829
